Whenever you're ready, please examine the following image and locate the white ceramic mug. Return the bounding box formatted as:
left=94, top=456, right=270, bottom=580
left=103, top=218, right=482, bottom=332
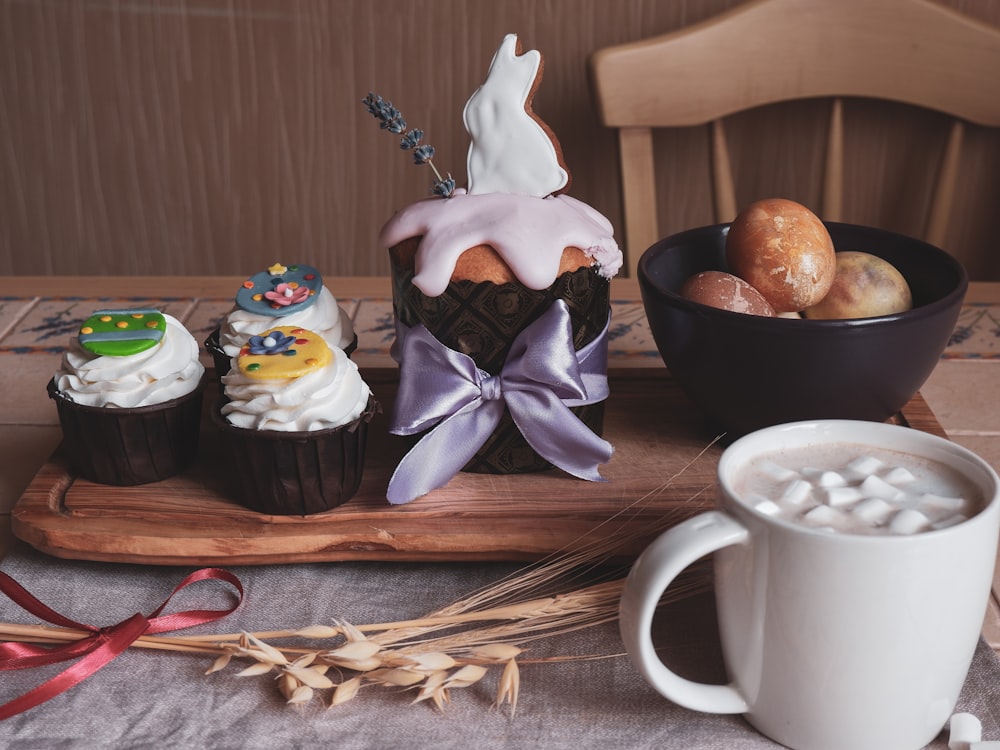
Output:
left=620, top=420, right=1000, bottom=750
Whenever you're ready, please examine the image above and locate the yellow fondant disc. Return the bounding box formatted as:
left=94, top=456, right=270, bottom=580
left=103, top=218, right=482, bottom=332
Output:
left=237, top=326, right=332, bottom=379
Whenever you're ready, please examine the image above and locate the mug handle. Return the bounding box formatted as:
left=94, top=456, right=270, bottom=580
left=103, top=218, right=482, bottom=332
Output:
left=619, top=510, right=751, bottom=714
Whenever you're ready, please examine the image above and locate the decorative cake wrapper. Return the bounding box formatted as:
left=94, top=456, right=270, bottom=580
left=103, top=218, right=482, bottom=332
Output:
left=387, top=300, right=612, bottom=504
left=390, top=258, right=610, bottom=375
left=390, top=257, right=610, bottom=474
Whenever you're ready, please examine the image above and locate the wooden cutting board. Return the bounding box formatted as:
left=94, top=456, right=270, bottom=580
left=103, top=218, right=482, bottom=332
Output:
left=12, top=369, right=944, bottom=566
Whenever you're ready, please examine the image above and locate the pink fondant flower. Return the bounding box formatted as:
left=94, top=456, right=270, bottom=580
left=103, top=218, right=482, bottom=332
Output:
left=264, top=282, right=309, bottom=307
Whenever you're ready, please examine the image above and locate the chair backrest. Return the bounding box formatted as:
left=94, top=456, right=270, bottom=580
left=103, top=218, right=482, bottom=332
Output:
left=588, top=0, right=1000, bottom=277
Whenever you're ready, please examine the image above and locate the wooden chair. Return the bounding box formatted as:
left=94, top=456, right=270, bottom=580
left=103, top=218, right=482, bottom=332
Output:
left=588, top=0, right=1000, bottom=278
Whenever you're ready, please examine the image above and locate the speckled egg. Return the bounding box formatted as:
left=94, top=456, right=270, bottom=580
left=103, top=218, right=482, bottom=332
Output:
left=725, top=198, right=836, bottom=312
left=680, top=270, right=776, bottom=317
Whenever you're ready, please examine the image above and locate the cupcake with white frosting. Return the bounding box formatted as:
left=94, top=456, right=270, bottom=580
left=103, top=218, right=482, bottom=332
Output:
left=212, top=325, right=376, bottom=515
left=205, top=262, right=357, bottom=376
left=47, top=307, right=206, bottom=485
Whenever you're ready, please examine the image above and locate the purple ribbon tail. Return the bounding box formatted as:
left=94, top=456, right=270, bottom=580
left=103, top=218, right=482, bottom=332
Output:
left=507, top=388, right=612, bottom=482
left=386, top=400, right=503, bottom=505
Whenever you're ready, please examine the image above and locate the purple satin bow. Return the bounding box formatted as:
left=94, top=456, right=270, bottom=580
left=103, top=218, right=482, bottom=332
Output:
left=386, top=300, right=613, bottom=505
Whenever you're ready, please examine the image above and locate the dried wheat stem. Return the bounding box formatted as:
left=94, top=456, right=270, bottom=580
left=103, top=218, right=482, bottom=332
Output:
left=0, top=623, right=230, bottom=655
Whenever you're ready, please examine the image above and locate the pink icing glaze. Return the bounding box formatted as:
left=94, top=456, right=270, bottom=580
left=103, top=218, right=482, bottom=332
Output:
left=378, top=189, right=623, bottom=297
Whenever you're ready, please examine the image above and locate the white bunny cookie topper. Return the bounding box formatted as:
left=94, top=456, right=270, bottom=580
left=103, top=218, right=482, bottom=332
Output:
left=464, top=34, right=571, bottom=197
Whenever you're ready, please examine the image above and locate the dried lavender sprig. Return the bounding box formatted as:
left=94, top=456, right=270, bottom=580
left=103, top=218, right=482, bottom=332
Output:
left=399, top=129, right=424, bottom=150
left=362, top=92, right=455, bottom=198
left=432, top=175, right=456, bottom=198
left=362, top=92, right=407, bottom=133
left=412, top=144, right=435, bottom=165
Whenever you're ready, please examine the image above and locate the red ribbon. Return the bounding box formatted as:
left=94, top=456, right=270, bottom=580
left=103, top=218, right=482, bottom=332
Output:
left=0, top=567, right=244, bottom=720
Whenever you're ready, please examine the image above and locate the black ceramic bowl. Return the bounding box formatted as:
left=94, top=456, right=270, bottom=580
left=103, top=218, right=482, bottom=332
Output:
left=638, top=222, right=968, bottom=438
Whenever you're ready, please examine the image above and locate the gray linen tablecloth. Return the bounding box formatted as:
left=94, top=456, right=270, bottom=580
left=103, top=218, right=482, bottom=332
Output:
left=1, top=541, right=998, bottom=750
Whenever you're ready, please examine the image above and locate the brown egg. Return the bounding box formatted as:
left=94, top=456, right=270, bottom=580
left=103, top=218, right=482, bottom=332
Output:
left=680, top=270, right=776, bottom=317
left=725, top=198, right=837, bottom=313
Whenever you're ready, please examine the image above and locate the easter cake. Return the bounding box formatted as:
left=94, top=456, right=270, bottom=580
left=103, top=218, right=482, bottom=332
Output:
left=205, top=262, right=357, bottom=376
left=368, top=34, right=622, bottom=504
left=47, top=307, right=206, bottom=485
left=212, top=325, right=376, bottom=515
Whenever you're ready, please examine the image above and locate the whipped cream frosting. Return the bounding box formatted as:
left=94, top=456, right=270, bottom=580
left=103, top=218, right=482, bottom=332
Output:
left=221, top=346, right=371, bottom=432
left=378, top=189, right=623, bottom=296
left=219, top=286, right=355, bottom=360
left=55, top=313, right=205, bottom=408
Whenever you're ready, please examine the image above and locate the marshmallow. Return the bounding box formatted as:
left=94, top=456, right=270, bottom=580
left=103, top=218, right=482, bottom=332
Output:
left=824, top=486, right=864, bottom=507
left=802, top=505, right=843, bottom=527
left=844, top=455, right=884, bottom=478
left=861, top=474, right=905, bottom=501
left=851, top=497, right=894, bottom=525
left=757, top=459, right=798, bottom=482
left=781, top=479, right=813, bottom=506
left=949, top=712, right=982, bottom=750
left=888, top=508, right=931, bottom=535
left=817, top=471, right=847, bottom=488
left=754, top=499, right=782, bottom=516
left=883, top=465, right=917, bottom=485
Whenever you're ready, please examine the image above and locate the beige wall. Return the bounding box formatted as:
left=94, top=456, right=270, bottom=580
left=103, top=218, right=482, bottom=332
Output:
left=3, top=0, right=999, bottom=279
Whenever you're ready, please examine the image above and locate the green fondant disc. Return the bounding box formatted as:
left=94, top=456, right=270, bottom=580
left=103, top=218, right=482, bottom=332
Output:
left=78, top=308, right=167, bottom=357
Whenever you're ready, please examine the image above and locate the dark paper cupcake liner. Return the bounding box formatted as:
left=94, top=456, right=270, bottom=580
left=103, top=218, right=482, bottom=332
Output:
left=390, top=257, right=610, bottom=474
left=211, top=396, right=378, bottom=515
left=204, top=326, right=359, bottom=378
left=47, top=376, right=206, bottom=486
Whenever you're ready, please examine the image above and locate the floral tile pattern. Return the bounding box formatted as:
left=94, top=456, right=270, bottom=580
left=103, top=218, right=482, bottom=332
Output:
left=944, top=303, right=1000, bottom=359
left=184, top=299, right=235, bottom=345
left=350, top=297, right=397, bottom=369
left=607, top=299, right=663, bottom=367
left=1, top=294, right=997, bottom=364
left=0, top=299, right=35, bottom=340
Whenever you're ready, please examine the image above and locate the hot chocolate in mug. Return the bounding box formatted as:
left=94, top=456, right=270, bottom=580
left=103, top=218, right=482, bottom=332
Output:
left=619, top=420, right=1000, bottom=750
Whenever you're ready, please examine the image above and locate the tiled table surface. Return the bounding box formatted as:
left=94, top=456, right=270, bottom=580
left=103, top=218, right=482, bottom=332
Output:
left=1, top=276, right=999, bottom=652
